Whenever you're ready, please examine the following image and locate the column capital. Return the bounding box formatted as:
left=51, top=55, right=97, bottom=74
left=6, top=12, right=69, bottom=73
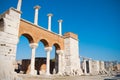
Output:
left=29, top=43, right=38, bottom=49
left=58, top=19, right=63, bottom=23
left=47, top=13, right=53, bottom=17
left=56, top=50, right=64, bottom=55
left=34, top=5, right=41, bottom=9
left=44, top=47, right=52, bottom=52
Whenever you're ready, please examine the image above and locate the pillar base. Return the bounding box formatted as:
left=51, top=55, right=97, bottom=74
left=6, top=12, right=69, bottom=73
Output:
left=46, top=72, right=51, bottom=75
left=30, top=70, right=37, bottom=75
left=83, top=73, right=90, bottom=75
left=57, top=72, right=62, bottom=75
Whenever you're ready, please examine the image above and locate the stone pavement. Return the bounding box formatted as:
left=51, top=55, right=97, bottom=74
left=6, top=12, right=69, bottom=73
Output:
left=18, top=74, right=116, bottom=80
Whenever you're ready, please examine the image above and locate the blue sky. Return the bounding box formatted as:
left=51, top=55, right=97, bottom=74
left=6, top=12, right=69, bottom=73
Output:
left=0, top=0, right=120, bottom=61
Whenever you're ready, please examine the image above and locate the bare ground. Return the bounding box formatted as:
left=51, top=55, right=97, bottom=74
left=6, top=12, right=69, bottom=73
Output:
left=18, top=74, right=115, bottom=80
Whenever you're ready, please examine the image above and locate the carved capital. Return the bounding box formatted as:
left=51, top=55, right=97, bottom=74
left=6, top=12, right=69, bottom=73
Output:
left=34, top=5, right=41, bottom=9
left=58, top=19, right=63, bottom=23
left=44, top=47, right=52, bottom=52
left=56, top=50, right=64, bottom=55
left=29, top=43, right=38, bottom=49
left=47, top=13, right=53, bottom=17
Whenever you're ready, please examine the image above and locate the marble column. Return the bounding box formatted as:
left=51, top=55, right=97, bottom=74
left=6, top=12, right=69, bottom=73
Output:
left=34, top=5, right=41, bottom=25
left=17, top=0, right=22, bottom=11
left=58, top=19, right=63, bottom=36
left=83, top=58, right=87, bottom=75
left=47, top=13, right=53, bottom=31
left=100, top=61, right=105, bottom=70
left=88, top=59, right=92, bottom=74
left=56, top=50, right=64, bottom=75
left=29, top=43, right=38, bottom=75
left=96, top=60, right=100, bottom=74
left=45, top=47, right=52, bottom=75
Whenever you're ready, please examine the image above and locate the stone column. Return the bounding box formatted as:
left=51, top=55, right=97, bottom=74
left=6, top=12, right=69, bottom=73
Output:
left=29, top=43, right=38, bottom=75
left=34, top=5, right=40, bottom=25
left=56, top=50, right=64, bottom=75
left=47, top=13, right=53, bottom=31
left=88, top=59, right=92, bottom=74
left=83, top=58, right=87, bottom=75
left=45, top=47, right=52, bottom=75
left=101, top=61, right=105, bottom=70
left=17, top=0, right=22, bottom=11
left=96, top=60, right=100, bottom=74
left=58, top=19, right=63, bottom=36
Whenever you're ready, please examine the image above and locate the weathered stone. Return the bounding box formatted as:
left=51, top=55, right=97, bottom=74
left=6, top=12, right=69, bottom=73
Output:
left=64, top=32, right=83, bottom=75
left=0, top=55, right=22, bottom=80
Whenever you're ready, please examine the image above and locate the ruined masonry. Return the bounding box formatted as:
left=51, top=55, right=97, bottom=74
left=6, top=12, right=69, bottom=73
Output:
left=0, top=0, right=83, bottom=76
left=0, top=6, right=21, bottom=80
left=0, top=8, right=21, bottom=62
left=0, top=0, right=110, bottom=77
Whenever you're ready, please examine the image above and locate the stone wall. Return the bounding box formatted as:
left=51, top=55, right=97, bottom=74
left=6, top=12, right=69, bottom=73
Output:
left=63, top=32, right=82, bottom=75
left=0, top=7, right=21, bottom=79
left=0, top=7, right=21, bottom=63
left=0, top=55, right=21, bottom=80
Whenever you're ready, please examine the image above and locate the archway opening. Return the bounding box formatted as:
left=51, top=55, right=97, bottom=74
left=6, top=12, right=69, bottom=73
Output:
left=50, top=46, right=56, bottom=74
left=35, top=39, right=49, bottom=75
left=50, top=43, right=61, bottom=74
left=16, top=34, right=33, bottom=74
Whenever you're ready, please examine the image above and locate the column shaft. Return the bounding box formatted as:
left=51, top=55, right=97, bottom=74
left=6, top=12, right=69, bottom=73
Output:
left=83, top=60, right=87, bottom=74
left=48, top=16, right=51, bottom=31
left=29, top=43, right=38, bottom=75
left=58, top=54, right=62, bottom=74
left=17, top=0, right=22, bottom=11
left=34, top=5, right=40, bottom=25
left=47, top=14, right=53, bottom=31
left=59, top=22, right=62, bottom=35
left=89, top=60, right=92, bottom=74
left=56, top=50, right=63, bottom=75
left=96, top=61, right=100, bottom=73
left=34, top=9, right=39, bottom=25
left=58, top=20, right=63, bottom=36
left=45, top=47, right=52, bottom=75
left=46, top=50, right=50, bottom=75
left=30, top=48, right=36, bottom=75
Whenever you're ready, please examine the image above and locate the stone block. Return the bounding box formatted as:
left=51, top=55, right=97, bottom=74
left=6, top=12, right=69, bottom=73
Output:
left=64, top=32, right=78, bottom=40
left=64, top=36, right=82, bottom=75
left=0, top=55, right=21, bottom=80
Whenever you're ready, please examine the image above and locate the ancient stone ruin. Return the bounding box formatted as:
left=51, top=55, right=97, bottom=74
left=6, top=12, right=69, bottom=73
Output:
left=0, top=0, right=119, bottom=80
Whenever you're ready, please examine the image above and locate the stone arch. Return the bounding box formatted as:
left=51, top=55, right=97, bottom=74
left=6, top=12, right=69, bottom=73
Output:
left=17, top=33, right=34, bottom=74
left=40, top=39, right=49, bottom=47
left=19, top=33, right=34, bottom=43
left=53, top=43, right=61, bottom=50
left=50, top=43, right=61, bottom=74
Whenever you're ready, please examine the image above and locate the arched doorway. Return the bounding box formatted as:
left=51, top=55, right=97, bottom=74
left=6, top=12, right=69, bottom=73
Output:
left=16, top=34, right=34, bottom=74
left=50, top=46, right=56, bottom=74
left=35, top=39, right=49, bottom=75
left=50, top=43, right=61, bottom=74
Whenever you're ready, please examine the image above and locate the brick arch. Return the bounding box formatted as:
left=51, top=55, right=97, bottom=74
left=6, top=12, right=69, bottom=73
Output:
left=53, top=43, right=61, bottom=50
left=19, top=19, right=64, bottom=50
left=19, top=33, right=34, bottom=43
left=40, top=39, right=49, bottom=47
